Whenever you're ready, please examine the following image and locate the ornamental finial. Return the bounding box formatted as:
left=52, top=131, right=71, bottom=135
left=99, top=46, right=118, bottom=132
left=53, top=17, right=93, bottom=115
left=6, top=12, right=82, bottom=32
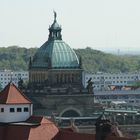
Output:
left=53, top=11, right=57, bottom=21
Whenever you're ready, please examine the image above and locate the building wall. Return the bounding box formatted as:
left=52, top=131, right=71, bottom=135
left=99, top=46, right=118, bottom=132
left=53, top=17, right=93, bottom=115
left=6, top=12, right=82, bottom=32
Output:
left=50, top=69, right=82, bottom=86
left=0, top=104, right=32, bottom=122
left=94, top=90, right=140, bottom=106
left=29, top=69, right=83, bottom=88
left=27, top=94, right=101, bottom=117
left=0, top=70, right=29, bottom=89
left=29, top=70, right=48, bottom=84
left=83, top=72, right=140, bottom=90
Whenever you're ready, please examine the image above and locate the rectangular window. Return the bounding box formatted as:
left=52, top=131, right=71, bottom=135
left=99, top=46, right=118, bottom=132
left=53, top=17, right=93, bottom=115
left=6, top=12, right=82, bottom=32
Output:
left=10, top=108, right=15, bottom=112
left=24, top=107, right=29, bottom=112
left=17, top=108, right=22, bottom=112
left=129, top=100, right=134, bottom=103
left=0, top=108, right=4, bottom=112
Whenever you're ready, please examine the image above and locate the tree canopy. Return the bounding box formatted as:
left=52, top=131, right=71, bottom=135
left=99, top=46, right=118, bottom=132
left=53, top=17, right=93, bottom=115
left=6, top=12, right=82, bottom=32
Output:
left=0, top=46, right=140, bottom=73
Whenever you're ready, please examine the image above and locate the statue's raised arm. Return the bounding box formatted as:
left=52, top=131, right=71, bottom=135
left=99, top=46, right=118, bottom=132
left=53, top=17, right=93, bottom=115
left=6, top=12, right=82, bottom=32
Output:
left=53, top=11, right=57, bottom=21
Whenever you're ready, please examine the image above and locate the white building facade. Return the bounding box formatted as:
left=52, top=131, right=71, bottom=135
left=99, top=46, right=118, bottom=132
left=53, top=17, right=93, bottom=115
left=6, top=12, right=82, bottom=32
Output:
left=0, top=70, right=29, bottom=89
left=0, top=83, right=32, bottom=123
left=0, top=104, right=33, bottom=123
left=83, top=72, right=140, bottom=90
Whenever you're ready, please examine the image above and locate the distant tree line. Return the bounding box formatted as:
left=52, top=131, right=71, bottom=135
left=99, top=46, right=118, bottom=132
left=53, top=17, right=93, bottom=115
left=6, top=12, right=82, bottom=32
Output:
left=0, top=46, right=140, bottom=73
left=0, top=46, right=37, bottom=71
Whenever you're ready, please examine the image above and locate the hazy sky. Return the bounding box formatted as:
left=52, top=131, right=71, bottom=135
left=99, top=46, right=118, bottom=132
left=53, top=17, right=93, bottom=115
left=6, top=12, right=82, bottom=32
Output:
left=0, top=0, right=140, bottom=52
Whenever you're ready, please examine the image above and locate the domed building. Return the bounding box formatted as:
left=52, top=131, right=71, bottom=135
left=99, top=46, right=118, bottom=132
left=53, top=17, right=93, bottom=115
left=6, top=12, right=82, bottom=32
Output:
left=29, top=12, right=82, bottom=89
left=26, top=12, right=102, bottom=117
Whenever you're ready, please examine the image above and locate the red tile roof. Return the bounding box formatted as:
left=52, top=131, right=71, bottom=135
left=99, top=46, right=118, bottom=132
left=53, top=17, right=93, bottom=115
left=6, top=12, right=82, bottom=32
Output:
left=107, top=135, right=136, bottom=140
left=0, top=116, right=137, bottom=140
left=57, top=130, right=95, bottom=140
left=26, top=116, right=54, bottom=124
left=57, top=130, right=136, bottom=140
left=0, top=117, right=59, bottom=140
left=0, top=83, right=31, bottom=104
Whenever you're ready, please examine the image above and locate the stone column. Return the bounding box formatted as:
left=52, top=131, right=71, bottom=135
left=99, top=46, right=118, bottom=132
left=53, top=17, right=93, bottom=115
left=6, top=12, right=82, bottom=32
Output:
left=113, top=113, right=116, bottom=122
left=132, top=115, right=135, bottom=124
left=123, top=114, right=126, bottom=125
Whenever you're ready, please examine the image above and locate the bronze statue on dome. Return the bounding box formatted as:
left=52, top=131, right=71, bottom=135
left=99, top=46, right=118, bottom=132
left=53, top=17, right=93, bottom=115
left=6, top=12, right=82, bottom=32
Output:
left=53, top=11, right=57, bottom=21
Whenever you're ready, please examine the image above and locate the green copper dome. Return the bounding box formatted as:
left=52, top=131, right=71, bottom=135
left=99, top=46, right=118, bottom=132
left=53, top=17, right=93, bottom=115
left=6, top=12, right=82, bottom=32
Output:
left=31, top=12, right=79, bottom=69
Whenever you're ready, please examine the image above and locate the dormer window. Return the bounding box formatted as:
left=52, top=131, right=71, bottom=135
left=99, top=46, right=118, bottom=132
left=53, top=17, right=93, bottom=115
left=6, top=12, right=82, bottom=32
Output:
left=10, top=108, right=15, bottom=112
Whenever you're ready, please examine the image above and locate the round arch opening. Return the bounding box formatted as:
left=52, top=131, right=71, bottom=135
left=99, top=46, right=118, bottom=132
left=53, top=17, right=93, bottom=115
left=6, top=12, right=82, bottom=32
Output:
left=61, top=110, right=80, bottom=117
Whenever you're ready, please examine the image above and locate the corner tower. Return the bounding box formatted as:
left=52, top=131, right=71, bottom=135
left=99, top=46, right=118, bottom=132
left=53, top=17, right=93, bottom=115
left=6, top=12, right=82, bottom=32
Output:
left=0, top=83, right=32, bottom=123
left=29, top=12, right=83, bottom=90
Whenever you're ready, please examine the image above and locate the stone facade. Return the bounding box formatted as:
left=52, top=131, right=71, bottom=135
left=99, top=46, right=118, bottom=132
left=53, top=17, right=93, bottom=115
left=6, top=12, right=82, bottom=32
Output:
left=29, top=69, right=83, bottom=88
left=26, top=92, right=102, bottom=117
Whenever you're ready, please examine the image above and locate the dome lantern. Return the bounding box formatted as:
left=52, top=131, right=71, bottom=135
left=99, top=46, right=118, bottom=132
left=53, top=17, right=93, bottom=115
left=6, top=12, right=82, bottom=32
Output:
left=48, top=11, right=62, bottom=41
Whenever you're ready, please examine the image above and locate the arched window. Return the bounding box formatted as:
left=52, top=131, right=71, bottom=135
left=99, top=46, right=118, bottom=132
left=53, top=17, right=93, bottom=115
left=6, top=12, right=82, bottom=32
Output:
left=61, top=110, right=80, bottom=117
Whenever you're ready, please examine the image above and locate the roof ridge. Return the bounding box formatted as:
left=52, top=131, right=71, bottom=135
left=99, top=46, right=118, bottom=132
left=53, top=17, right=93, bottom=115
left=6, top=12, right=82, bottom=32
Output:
left=5, top=83, right=11, bottom=104
left=0, top=83, right=10, bottom=101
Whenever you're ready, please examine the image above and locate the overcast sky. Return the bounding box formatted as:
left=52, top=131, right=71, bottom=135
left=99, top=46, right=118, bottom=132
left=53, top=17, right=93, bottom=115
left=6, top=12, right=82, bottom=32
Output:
left=0, top=0, right=140, bottom=53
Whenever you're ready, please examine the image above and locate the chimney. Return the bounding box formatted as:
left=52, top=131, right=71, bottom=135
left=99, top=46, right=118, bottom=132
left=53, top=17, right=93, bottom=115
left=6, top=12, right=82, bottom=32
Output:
left=95, top=114, right=112, bottom=140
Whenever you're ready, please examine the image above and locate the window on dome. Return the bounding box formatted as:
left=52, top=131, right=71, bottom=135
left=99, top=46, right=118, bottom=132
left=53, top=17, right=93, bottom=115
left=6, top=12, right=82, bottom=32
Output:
left=17, top=108, right=22, bottom=112
left=24, top=107, right=29, bottom=112
left=10, top=108, right=15, bottom=112
left=0, top=108, right=4, bottom=112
